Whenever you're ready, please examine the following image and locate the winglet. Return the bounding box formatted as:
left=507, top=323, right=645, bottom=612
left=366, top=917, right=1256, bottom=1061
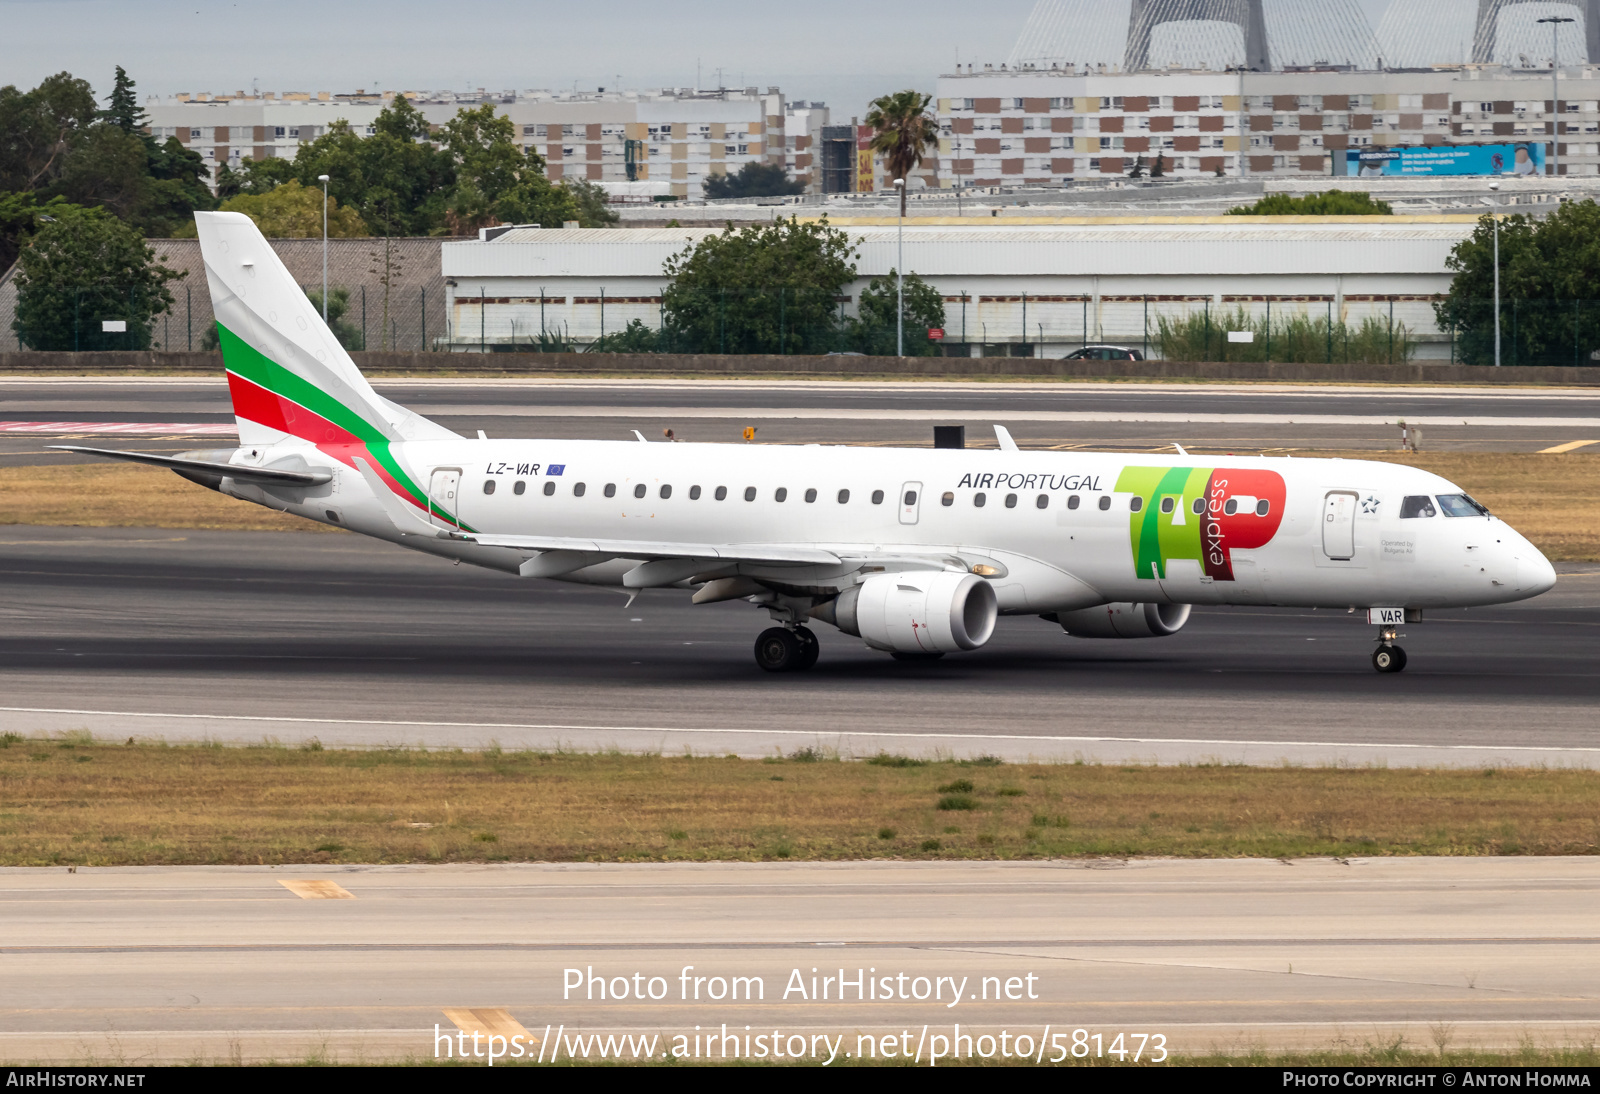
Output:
left=353, top=456, right=442, bottom=537
left=994, top=425, right=1019, bottom=452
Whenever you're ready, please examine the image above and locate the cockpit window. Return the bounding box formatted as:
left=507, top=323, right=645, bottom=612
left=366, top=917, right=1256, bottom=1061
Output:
left=1437, top=493, right=1490, bottom=518
left=1400, top=495, right=1437, bottom=519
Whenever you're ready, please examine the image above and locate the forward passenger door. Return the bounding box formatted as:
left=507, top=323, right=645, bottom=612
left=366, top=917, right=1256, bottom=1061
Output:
left=899, top=482, right=923, bottom=525
left=1322, top=490, right=1357, bottom=560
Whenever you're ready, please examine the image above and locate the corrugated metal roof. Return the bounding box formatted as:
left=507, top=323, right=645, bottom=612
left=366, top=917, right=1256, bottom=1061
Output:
left=441, top=221, right=1472, bottom=280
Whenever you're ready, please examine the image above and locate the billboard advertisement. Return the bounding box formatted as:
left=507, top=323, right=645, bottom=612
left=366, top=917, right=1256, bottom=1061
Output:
left=1345, top=143, right=1546, bottom=176
left=856, top=124, right=876, bottom=193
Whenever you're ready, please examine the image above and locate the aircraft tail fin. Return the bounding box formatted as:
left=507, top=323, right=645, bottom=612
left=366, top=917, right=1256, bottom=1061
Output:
left=192, top=211, right=456, bottom=448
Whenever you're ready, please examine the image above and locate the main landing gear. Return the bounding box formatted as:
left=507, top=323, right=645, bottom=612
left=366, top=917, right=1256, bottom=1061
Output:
left=1372, top=625, right=1408, bottom=674
left=754, top=625, right=820, bottom=673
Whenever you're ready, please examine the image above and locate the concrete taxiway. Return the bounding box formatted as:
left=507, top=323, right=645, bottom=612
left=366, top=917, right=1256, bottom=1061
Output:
left=2, top=858, right=1598, bottom=1063
left=4, top=378, right=1600, bottom=466
left=0, top=527, right=1595, bottom=767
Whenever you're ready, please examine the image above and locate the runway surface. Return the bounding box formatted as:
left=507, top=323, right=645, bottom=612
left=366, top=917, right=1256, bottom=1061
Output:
left=4, top=378, right=1600, bottom=466
left=4, top=858, right=1599, bottom=1063
left=1, top=527, right=1595, bottom=766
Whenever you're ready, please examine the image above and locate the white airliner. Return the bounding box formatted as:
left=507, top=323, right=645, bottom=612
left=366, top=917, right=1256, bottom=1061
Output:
left=61, top=212, right=1557, bottom=673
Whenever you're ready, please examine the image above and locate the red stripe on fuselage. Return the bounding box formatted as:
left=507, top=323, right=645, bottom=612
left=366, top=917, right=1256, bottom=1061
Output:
left=226, top=371, right=425, bottom=510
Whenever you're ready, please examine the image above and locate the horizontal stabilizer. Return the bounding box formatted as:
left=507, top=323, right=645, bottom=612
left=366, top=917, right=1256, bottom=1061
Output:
left=50, top=446, right=331, bottom=486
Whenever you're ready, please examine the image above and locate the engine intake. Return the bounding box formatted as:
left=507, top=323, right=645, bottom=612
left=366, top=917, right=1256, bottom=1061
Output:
left=1052, top=602, right=1191, bottom=639
left=817, top=571, right=998, bottom=654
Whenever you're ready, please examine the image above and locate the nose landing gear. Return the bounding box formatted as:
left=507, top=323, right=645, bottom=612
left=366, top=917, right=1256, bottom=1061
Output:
left=754, top=625, right=819, bottom=672
left=1372, top=625, right=1407, bottom=673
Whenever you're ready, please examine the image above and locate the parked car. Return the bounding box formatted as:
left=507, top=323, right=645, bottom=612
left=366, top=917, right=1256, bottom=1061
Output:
left=1062, top=345, right=1145, bottom=361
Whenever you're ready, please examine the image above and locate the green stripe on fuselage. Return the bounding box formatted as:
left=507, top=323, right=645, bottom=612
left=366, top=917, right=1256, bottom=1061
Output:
left=1117, top=465, right=1209, bottom=580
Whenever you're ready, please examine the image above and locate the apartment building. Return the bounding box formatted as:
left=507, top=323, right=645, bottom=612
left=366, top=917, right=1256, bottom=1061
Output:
left=782, top=102, right=831, bottom=192
left=1451, top=68, right=1600, bottom=175
left=936, top=67, right=1455, bottom=183
left=143, top=86, right=794, bottom=198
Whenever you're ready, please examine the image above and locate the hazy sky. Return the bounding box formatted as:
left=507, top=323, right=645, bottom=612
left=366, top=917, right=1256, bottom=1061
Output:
left=1, top=0, right=1398, bottom=118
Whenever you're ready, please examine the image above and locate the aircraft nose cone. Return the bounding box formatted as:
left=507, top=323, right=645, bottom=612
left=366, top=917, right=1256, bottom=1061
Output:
left=1518, top=550, right=1557, bottom=596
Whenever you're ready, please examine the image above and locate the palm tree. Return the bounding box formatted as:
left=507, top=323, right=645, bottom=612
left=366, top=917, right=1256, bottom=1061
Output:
left=865, top=90, right=938, bottom=217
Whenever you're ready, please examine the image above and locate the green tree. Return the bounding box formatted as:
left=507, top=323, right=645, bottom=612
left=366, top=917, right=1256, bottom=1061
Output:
left=173, top=179, right=368, bottom=238
left=587, top=318, right=661, bottom=353
left=440, top=104, right=577, bottom=232
left=1434, top=199, right=1600, bottom=367
left=660, top=217, right=858, bottom=354
left=1150, top=152, right=1167, bottom=178
left=293, top=96, right=454, bottom=236
left=216, top=156, right=296, bottom=199
left=0, top=72, right=97, bottom=192
left=1229, top=190, right=1393, bottom=215
left=562, top=178, right=619, bottom=227
left=102, top=65, right=145, bottom=133
left=854, top=270, right=946, bottom=356
left=0, top=190, right=80, bottom=269
left=701, top=161, right=803, bottom=200
left=12, top=204, right=177, bottom=350
left=865, top=90, right=938, bottom=216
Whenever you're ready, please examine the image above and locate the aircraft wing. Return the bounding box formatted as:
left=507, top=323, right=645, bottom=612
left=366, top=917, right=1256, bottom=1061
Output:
left=461, top=532, right=840, bottom=566
left=49, top=445, right=332, bottom=486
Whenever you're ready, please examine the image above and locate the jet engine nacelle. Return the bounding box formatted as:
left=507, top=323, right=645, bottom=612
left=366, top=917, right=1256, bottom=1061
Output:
left=820, top=571, right=998, bottom=653
left=1053, top=602, right=1191, bottom=639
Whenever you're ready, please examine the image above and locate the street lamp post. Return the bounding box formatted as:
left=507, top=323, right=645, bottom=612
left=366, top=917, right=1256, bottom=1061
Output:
left=894, top=177, right=905, bottom=357
left=1481, top=181, right=1501, bottom=367
left=317, top=174, right=330, bottom=321
left=1538, top=16, right=1574, bottom=177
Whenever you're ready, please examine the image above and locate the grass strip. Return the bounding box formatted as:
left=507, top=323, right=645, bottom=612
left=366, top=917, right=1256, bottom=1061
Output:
left=3, top=451, right=1599, bottom=558
left=4, top=737, right=1599, bottom=867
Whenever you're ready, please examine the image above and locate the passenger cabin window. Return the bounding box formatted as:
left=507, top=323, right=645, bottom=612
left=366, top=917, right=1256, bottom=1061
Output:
left=941, top=492, right=955, bottom=506
left=974, top=492, right=986, bottom=507
left=903, top=490, right=917, bottom=506
left=543, top=481, right=556, bottom=496
left=573, top=482, right=586, bottom=497
left=634, top=483, right=646, bottom=498
left=1041, top=494, right=1053, bottom=509
left=660, top=484, right=672, bottom=499
left=715, top=486, right=728, bottom=500
left=482, top=480, right=496, bottom=495
left=1255, top=499, right=1270, bottom=516
left=604, top=483, right=616, bottom=497
left=1160, top=496, right=1174, bottom=514
left=1066, top=495, right=1079, bottom=510
left=744, top=487, right=757, bottom=501
left=1223, top=498, right=1238, bottom=515
left=1437, top=493, right=1489, bottom=517
left=689, top=485, right=702, bottom=500
left=1400, top=495, right=1437, bottom=518
left=1098, top=496, right=1111, bottom=511
left=1191, top=497, right=1203, bottom=514
left=1005, top=493, right=1017, bottom=508
left=1130, top=496, right=1144, bottom=513
left=871, top=490, right=884, bottom=505
left=775, top=487, right=788, bottom=502
left=804, top=488, right=817, bottom=503
left=513, top=480, right=526, bottom=495
left=837, top=489, right=850, bottom=504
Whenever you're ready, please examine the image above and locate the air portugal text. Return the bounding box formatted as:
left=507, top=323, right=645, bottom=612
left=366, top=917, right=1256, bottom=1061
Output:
left=955, top=471, right=1104, bottom=492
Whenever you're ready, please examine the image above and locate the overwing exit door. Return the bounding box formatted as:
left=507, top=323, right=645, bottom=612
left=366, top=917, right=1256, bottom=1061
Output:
left=429, top=468, right=462, bottom=529
left=899, top=482, right=923, bottom=525
left=1322, top=490, right=1356, bottom=560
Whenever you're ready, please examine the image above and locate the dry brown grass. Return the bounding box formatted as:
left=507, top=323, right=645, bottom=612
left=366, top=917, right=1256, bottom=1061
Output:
left=3, top=453, right=1597, bottom=557
left=0, top=463, right=332, bottom=532
left=4, top=738, right=1598, bottom=866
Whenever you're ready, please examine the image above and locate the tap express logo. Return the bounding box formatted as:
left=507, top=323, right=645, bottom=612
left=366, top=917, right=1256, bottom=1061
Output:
left=1116, top=467, right=1287, bottom=582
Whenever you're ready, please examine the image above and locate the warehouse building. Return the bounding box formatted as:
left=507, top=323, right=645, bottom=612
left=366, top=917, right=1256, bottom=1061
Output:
left=437, top=215, right=1475, bottom=358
